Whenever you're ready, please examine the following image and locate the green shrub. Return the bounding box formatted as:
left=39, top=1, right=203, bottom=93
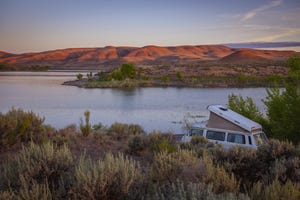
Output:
left=0, top=108, right=49, bottom=148
left=176, top=71, right=183, bottom=80
left=49, top=133, right=70, bottom=147
left=92, top=122, right=103, bottom=131
left=161, top=75, right=169, bottom=83
left=128, top=124, right=145, bottom=135
left=211, top=146, right=259, bottom=187
left=72, top=152, right=142, bottom=200
left=150, top=150, right=198, bottom=183
left=80, top=110, right=91, bottom=137
left=108, top=123, right=143, bottom=141
left=0, top=142, right=74, bottom=198
left=148, top=180, right=249, bottom=200
left=191, top=135, right=209, bottom=145
left=146, top=131, right=177, bottom=153
left=256, top=139, right=299, bottom=183
left=30, top=65, right=50, bottom=71
left=127, top=134, right=146, bottom=155
left=250, top=179, right=300, bottom=200
left=210, top=140, right=300, bottom=189
left=76, top=73, right=83, bottom=80
left=199, top=154, right=240, bottom=194
left=18, top=177, right=52, bottom=200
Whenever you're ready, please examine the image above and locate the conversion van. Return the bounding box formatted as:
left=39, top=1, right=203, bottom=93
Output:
left=181, top=105, right=268, bottom=150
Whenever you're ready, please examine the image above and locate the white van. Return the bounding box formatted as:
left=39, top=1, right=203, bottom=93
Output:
left=181, top=105, right=268, bottom=150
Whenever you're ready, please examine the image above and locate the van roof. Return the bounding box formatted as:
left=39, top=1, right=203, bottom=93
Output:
left=207, top=105, right=262, bottom=133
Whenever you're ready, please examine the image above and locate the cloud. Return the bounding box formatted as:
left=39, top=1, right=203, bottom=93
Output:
left=250, top=28, right=300, bottom=42
left=241, top=0, right=283, bottom=21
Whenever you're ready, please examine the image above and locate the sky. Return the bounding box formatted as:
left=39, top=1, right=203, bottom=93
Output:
left=0, top=0, right=300, bottom=53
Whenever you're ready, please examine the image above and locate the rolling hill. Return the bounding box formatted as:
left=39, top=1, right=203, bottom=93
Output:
left=0, top=45, right=299, bottom=69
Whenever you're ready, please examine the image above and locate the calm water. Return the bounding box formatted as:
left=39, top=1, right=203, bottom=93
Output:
left=0, top=72, right=268, bottom=133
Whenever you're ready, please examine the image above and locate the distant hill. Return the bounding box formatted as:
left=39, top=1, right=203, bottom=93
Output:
left=0, top=45, right=299, bottom=69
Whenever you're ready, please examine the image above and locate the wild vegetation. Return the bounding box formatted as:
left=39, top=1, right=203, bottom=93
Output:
left=0, top=64, right=50, bottom=71
left=228, top=54, right=300, bottom=144
left=1, top=55, right=300, bottom=199
left=68, top=61, right=290, bottom=88
left=0, top=106, right=299, bottom=199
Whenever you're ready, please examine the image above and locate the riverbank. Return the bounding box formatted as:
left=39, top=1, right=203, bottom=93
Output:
left=63, top=75, right=286, bottom=88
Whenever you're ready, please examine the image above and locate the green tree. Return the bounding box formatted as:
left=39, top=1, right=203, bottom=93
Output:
left=120, top=63, right=136, bottom=79
left=111, top=69, right=125, bottom=81
left=76, top=73, right=83, bottom=80
left=161, top=75, right=169, bottom=83
left=286, top=54, right=300, bottom=73
left=264, top=84, right=300, bottom=143
left=228, top=94, right=270, bottom=134
left=286, top=54, right=300, bottom=82
left=228, top=55, right=300, bottom=144
left=262, top=55, right=300, bottom=143
left=228, top=93, right=263, bottom=121
left=176, top=72, right=183, bottom=81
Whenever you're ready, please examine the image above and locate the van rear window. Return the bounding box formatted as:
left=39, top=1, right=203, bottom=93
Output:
left=227, top=133, right=245, bottom=144
left=206, top=130, right=225, bottom=141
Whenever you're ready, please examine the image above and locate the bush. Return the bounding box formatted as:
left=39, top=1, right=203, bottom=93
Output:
left=127, top=134, right=146, bottom=155
left=0, top=108, right=49, bottom=148
left=176, top=71, right=183, bottom=80
left=146, top=131, right=177, bottom=153
left=80, top=110, right=91, bottom=137
left=210, top=139, right=300, bottom=190
left=76, top=73, right=83, bottom=80
left=250, top=179, right=300, bottom=200
left=150, top=150, right=198, bottom=183
left=198, top=154, right=240, bottom=194
left=210, top=146, right=259, bottom=189
left=256, top=139, right=300, bottom=183
left=148, top=180, right=249, bottom=200
left=92, top=122, right=103, bottom=131
left=0, top=142, right=74, bottom=199
left=161, top=75, right=169, bottom=83
left=108, top=123, right=144, bottom=141
left=72, top=152, right=142, bottom=200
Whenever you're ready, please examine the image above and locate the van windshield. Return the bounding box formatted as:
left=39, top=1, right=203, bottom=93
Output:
left=253, top=132, right=268, bottom=146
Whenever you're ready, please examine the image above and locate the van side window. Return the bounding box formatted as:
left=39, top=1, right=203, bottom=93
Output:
left=227, top=133, right=245, bottom=144
left=190, top=129, right=203, bottom=136
left=206, top=130, right=225, bottom=141
left=248, top=136, right=252, bottom=145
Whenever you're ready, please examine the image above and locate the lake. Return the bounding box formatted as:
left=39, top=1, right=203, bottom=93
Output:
left=0, top=72, right=268, bottom=133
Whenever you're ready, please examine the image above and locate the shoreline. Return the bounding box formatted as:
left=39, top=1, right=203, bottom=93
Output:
left=63, top=77, right=286, bottom=88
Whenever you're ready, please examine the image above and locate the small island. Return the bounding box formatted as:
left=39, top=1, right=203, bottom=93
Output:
left=63, top=62, right=289, bottom=88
